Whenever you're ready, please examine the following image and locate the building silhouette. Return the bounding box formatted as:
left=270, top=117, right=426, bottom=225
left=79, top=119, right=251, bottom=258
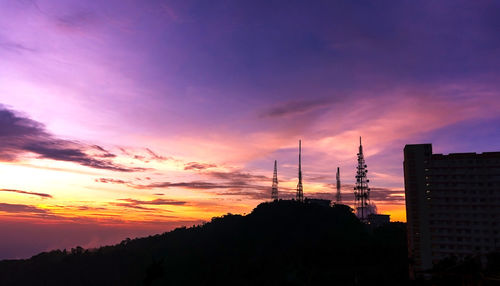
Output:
left=404, top=144, right=500, bottom=278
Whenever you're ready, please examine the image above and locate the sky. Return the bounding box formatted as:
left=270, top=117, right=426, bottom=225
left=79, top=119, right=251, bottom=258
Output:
left=1, top=0, right=500, bottom=259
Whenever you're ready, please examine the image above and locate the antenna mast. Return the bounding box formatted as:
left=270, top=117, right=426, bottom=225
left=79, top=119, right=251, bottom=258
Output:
left=296, top=140, right=304, bottom=202
left=336, top=167, right=341, bottom=204
left=271, top=160, right=278, bottom=200
left=354, top=137, right=370, bottom=222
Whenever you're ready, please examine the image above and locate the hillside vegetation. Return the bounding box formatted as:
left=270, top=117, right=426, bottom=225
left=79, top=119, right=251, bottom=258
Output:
left=0, top=200, right=408, bottom=285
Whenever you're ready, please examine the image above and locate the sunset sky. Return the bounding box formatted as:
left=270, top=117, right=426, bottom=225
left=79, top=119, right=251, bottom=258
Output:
left=1, top=0, right=500, bottom=259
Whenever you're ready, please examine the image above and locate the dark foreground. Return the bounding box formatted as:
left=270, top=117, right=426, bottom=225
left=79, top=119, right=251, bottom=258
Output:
left=0, top=200, right=495, bottom=285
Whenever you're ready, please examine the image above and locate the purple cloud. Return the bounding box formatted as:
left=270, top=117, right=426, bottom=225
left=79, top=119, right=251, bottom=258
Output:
left=118, top=198, right=187, bottom=206
left=0, top=105, right=144, bottom=172
left=259, top=98, right=333, bottom=118
left=132, top=181, right=264, bottom=190
left=0, top=203, right=48, bottom=214
left=96, top=178, right=129, bottom=184
left=204, top=170, right=269, bottom=182
left=55, top=10, right=95, bottom=31
left=184, top=162, right=217, bottom=170
left=110, top=198, right=187, bottom=211
left=145, top=148, right=169, bottom=161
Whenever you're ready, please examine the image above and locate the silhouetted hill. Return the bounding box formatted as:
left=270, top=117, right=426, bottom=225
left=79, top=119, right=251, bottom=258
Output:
left=0, top=200, right=409, bottom=286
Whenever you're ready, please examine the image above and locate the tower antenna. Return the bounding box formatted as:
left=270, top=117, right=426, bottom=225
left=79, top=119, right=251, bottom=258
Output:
left=336, top=167, right=341, bottom=204
left=271, top=160, right=278, bottom=200
left=354, top=136, right=371, bottom=222
left=296, top=140, right=304, bottom=202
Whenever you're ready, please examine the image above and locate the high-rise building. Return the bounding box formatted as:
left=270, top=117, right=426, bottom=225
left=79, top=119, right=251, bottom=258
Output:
left=404, top=144, right=500, bottom=278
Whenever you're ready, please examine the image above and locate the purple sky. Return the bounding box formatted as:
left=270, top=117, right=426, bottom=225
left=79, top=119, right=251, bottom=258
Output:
left=0, top=0, right=499, bottom=259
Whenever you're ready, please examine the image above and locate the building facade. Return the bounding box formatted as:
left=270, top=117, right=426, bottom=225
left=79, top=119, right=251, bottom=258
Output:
left=404, top=144, right=500, bottom=277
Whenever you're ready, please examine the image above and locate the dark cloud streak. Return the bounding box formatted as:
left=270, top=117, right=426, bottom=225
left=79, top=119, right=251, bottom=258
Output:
left=145, top=148, right=169, bottom=161
left=110, top=198, right=186, bottom=211
left=204, top=170, right=269, bottom=181
left=0, top=105, right=144, bottom=172
left=0, top=189, right=53, bottom=199
left=184, top=162, right=217, bottom=170
left=259, top=99, right=333, bottom=118
left=96, top=178, right=129, bottom=184
left=118, top=198, right=187, bottom=206
left=132, top=181, right=263, bottom=190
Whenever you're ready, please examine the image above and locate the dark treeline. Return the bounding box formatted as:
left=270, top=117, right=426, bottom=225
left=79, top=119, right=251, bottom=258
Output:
left=0, top=201, right=406, bottom=285
left=0, top=200, right=494, bottom=285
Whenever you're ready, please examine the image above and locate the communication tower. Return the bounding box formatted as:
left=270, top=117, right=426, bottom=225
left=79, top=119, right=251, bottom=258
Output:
left=354, top=137, right=371, bottom=222
left=336, top=167, right=342, bottom=204
left=271, top=160, right=278, bottom=200
left=296, top=140, right=304, bottom=202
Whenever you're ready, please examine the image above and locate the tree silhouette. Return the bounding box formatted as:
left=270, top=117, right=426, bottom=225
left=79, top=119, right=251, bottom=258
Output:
left=0, top=200, right=414, bottom=285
